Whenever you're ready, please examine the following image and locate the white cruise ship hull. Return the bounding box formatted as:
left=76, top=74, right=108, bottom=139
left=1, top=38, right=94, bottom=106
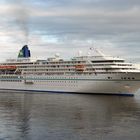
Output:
left=0, top=73, right=140, bottom=96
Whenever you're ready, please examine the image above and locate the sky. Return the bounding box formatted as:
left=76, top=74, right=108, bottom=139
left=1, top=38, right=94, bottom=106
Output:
left=0, top=0, right=140, bottom=62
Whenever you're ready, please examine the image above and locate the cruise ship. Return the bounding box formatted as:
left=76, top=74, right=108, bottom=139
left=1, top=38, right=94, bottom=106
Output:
left=0, top=45, right=140, bottom=96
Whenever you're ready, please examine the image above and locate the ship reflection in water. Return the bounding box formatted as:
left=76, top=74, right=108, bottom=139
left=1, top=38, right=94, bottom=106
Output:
left=0, top=92, right=140, bottom=140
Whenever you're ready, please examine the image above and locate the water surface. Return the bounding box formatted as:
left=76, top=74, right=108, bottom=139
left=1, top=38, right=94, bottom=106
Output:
left=0, top=91, right=140, bottom=140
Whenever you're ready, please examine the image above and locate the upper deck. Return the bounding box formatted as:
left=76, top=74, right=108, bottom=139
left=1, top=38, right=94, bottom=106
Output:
left=0, top=46, right=139, bottom=75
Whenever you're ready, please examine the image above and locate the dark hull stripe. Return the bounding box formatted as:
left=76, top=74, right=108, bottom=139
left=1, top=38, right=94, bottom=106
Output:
left=0, top=88, right=134, bottom=96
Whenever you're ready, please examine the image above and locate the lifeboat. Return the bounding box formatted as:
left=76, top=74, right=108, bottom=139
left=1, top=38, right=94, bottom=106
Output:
left=75, top=64, right=85, bottom=71
left=0, top=65, right=17, bottom=70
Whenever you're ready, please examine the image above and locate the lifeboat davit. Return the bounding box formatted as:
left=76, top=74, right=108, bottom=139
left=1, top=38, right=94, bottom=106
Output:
left=75, top=64, right=85, bottom=71
left=0, top=65, right=17, bottom=70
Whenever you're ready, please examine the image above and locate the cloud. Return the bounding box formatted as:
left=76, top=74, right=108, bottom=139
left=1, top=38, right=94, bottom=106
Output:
left=0, top=0, right=139, bottom=62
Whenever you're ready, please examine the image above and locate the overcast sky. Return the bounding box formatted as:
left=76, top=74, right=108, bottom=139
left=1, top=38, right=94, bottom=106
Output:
left=0, top=0, right=139, bottom=62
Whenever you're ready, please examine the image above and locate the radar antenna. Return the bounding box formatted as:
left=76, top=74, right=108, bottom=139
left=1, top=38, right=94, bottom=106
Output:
left=89, top=47, right=105, bottom=56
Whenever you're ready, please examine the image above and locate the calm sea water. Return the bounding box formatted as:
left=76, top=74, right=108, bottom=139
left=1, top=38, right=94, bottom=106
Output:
left=0, top=91, right=140, bottom=140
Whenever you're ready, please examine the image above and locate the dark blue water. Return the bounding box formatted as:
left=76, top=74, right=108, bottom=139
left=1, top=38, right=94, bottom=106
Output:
left=0, top=91, right=140, bottom=140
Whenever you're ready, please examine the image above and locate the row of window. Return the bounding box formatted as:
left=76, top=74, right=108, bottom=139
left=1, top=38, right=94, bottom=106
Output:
left=107, top=77, right=135, bottom=80
left=23, top=72, right=134, bottom=75
left=121, top=77, right=135, bottom=80
left=32, top=80, right=79, bottom=83
left=0, top=77, right=136, bottom=82
left=22, top=68, right=136, bottom=73
left=42, top=61, right=84, bottom=65
left=20, top=65, right=134, bottom=69
left=1, top=80, right=22, bottom=82
left=92, top=60, right=124, bottom=63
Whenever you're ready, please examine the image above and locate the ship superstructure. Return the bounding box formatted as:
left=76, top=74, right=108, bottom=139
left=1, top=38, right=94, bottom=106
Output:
left=0, top=45, right=140, bottom=96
